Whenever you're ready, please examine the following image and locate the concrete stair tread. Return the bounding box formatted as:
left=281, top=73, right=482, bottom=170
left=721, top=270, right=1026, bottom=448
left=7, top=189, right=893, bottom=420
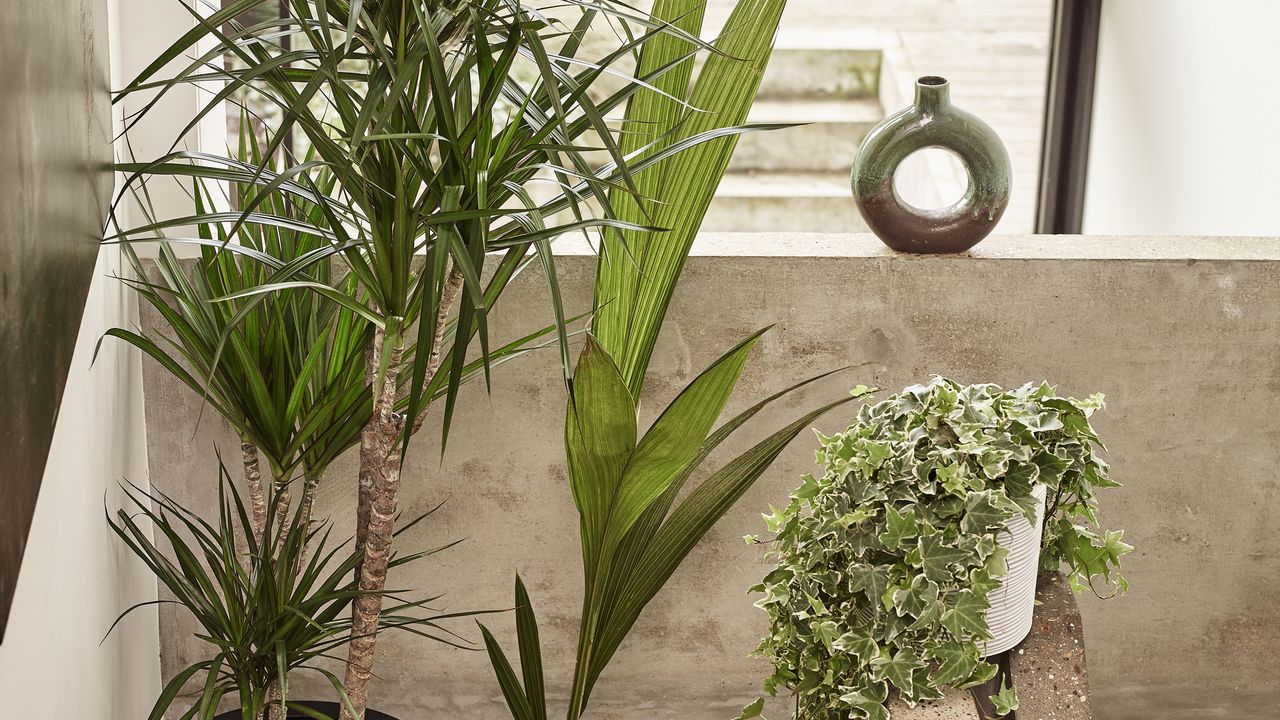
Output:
left=747, top=97, right=882, bottom=125
left=773, top=27, right=884, bottom=51
left=716, top=172, right=852, bottom=198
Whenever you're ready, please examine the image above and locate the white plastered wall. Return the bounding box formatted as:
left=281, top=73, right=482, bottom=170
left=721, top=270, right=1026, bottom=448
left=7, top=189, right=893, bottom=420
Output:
left=0, top=0, right=223, bottom=714
left=1084, top=0, right=1280, bottom=236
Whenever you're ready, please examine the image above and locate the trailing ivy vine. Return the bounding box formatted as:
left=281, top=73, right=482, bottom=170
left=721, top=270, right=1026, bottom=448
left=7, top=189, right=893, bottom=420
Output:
left=748, top=378, right=1131, bottom=719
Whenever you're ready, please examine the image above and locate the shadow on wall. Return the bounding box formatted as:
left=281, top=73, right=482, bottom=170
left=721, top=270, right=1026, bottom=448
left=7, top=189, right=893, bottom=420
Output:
left=0, top=0, right=113, bottom=637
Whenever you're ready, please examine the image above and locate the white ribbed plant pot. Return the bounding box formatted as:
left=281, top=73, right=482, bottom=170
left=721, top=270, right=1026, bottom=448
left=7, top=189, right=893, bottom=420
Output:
left=978, top=483, right=1047, bottom=657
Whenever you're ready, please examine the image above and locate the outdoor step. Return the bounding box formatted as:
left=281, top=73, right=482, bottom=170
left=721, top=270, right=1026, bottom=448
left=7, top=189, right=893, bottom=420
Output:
left=703, top=172, right=867, bottom=233
left=757, top=28, right=883, bottom=100
left=730, top=98, right=882, bottom=173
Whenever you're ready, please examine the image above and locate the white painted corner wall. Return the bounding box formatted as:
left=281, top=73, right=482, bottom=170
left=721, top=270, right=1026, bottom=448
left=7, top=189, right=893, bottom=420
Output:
left=0, top=251, right=159, bottom=718
left=0, top=0, right=165, bottom=715
left=1084, top=0, right=1280, bottom=236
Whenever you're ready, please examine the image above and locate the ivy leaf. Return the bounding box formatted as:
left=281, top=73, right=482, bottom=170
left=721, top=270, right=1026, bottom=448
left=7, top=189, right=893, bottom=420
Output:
left=795, top=473, right=820, bottom=500
left=978, top=446, right=1014, bottom=479
left=906, top=598, right=944, bottom=631
left=958, top=659, right=1000, bottom=689
left=970, top=566, right=1004, bottom=595
left=814, top=620, right=842, bottom=652
left=918, top=534, right=972, bottom=583
left=834, top=627, right=879, bottom=660
left=839, top=686, right=889, bottom=720
left=1032, top=449, right=1070, bottom=489
left=762, top=504, right=788, bottom=533
left=1021, top=408, right=1063, bottom=432
left=733, top=698, right=766, bottom=720
left=935, top=462, right=968, bottom=497
left=1002, top=460, right=1038, bottom=497
left=990, top=678, right=1019, bottom=716
left=926, top=642, right=978, bottom=687
left=879, top=506, right=917, bottom=551
left=848, top=563, right=890, bottom=605
left=838, top=506, right=877, bottom=528
left=870, top=648, right=924, bottom=696
left=941, top=590, right=991, bottom=640
left=893, top=575, right=939, bottom=619
left=960, top=490, right=1012, bottom=534
left=908, top=666, right=944, bottom=702
left=865, top=439, right=896, bottom=466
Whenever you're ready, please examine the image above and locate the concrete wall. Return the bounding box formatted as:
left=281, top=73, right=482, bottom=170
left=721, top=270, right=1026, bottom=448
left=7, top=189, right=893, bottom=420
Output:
left=1084, top=1, right=1280, bottom=236
left=142, top=234, right=1280, bottom=720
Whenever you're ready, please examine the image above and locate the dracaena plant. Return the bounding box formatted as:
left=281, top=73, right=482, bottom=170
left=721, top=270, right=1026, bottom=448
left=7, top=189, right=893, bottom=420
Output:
left=476, top=2, right=870, bottom=718
left=107, top=120, right=372, bottom=551
left=111, top=1, right=766, bottom=717
left=108, top=115, right=560, bottom=551
left=749, top=378, right=1131, bottom=720
left=108, top=461, right=479, bottom=720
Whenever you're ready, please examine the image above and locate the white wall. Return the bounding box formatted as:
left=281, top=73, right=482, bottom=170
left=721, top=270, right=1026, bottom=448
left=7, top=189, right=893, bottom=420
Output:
left=0, top=252, right=159, bottom=717
left=0, top=0, right=164, bottom=715
left=1083, top=0, right=1280, bottom=236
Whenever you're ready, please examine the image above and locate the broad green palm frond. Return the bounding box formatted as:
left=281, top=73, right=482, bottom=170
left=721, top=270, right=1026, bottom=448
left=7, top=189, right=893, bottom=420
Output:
left=476, top=4, right=866, bottom=720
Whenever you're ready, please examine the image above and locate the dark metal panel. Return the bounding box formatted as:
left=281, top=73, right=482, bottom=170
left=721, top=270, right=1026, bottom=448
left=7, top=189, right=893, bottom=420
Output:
left=1035, top=0, right=1103, bottom=234
left=0, top=0, right=113, bottom=640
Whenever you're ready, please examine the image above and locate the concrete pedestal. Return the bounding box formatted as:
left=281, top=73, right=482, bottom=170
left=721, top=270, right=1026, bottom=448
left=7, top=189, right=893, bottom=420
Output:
left=895, top=573, right=1091, bottom=719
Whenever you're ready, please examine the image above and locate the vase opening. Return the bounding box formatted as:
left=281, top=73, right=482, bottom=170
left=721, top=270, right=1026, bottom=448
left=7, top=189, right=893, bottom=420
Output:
left=914, top=76, right=950, bottom=113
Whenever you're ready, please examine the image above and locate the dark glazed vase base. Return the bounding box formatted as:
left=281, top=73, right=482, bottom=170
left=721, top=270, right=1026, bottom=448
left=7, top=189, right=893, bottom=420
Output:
left=213, top=702, right=399, bottom=720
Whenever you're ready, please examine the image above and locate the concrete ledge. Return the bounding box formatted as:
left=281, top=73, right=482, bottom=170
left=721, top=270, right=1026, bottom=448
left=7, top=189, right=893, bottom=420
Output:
left=554, top=232, right=1280, bottom=261
left=144, top=234, right=1280, bottom=719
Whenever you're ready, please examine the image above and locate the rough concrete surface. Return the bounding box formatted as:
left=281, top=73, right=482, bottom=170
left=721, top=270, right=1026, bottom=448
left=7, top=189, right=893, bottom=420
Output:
left=1011, top=574, right=1091, bottom=719
left=891, top=690, right=980, bottom=719
left=141, top=234, right=1280, bottom=719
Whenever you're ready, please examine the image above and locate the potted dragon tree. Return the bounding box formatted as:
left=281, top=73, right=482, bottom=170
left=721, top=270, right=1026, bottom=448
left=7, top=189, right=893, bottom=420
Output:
left=110, top=0, right=793, bottom=717
left=750, top=378, right=1132, bottom=719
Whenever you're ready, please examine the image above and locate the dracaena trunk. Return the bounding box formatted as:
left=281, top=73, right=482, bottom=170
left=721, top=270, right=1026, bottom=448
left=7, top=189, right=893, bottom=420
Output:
left=296, top=469, right=322, bottom=568
left=242, top=441, right=267, bottom=546
left=341, top=333, right=405, bottom=720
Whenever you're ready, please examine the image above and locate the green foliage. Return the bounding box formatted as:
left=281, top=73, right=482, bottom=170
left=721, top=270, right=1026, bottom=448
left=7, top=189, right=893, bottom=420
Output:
left=751, top=378, right=1130, bottom=719
left=482, top=333, right=856, bottom=720
left=106, top=123, right=370, bottom=481
left=591, top=0, right=792, bottom=397
left=989, top=678, right=1019, bottom=717
left=476, top=3, right=882, bottom=719
left=111, top=0, right=729, bottom=450
left=107, top=462, right=474, bottom=720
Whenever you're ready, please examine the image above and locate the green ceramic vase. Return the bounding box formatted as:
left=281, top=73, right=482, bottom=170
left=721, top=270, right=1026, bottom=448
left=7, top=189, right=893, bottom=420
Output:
left=851, top=76, right=1011, bottom=254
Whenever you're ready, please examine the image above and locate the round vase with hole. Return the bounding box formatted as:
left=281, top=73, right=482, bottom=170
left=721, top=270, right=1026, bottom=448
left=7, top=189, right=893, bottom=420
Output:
left=851, top=75, right=1011, bottom=254
left=980, top=483, right=1047, bottom=657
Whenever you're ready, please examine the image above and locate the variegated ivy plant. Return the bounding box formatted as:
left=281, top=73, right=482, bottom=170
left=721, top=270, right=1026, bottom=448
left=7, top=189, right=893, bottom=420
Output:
left=748, top=378, right=1131, bottom=720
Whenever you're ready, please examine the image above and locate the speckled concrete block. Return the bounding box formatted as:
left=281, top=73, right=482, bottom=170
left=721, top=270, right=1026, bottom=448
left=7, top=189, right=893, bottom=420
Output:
left=891, top=572, right=1091, bottom=720
left=1009, top=573, right=1092, bottom=719
left=890, top=690, right=980, bottom=719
